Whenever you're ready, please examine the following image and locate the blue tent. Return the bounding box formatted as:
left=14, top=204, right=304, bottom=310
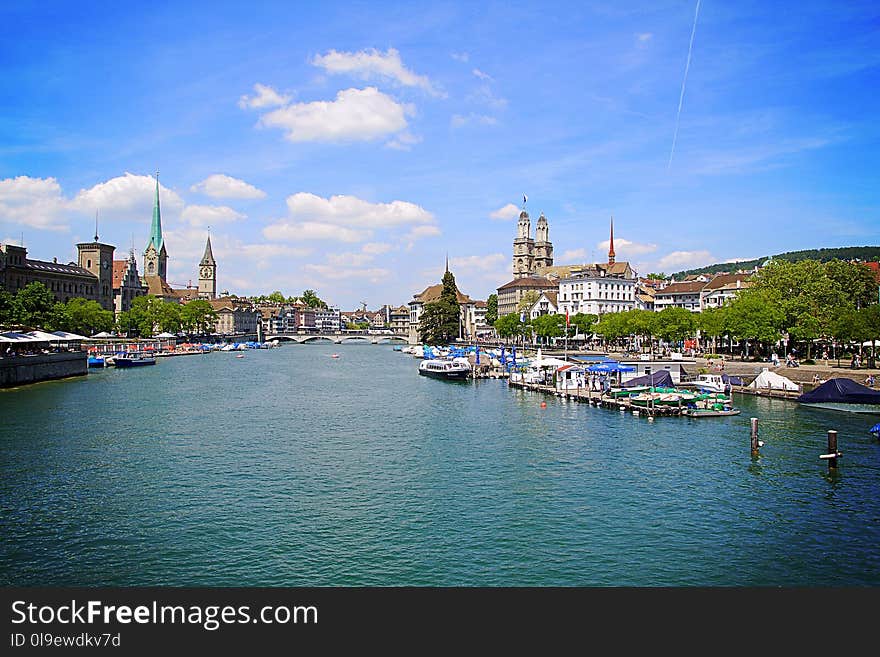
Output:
left=622, top=370, right=674, bottom=388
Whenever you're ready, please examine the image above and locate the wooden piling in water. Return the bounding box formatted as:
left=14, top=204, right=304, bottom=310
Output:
left=820, top=430, right=841, bottom=470
left=750, top=417, right=759, bottom=454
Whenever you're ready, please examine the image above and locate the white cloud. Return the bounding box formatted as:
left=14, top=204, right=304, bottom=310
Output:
left=472, top=68, right=492, bottom=81
left=489, top=203, right=520, bottom=220
left=468, top=84, right=507, bottom=110
left=238, top=83, right=291, bottom=109
left=285, top=192, right=434, bottom=228
left=403, top=224, right=441, bottom=240
left=311, top=48, right=444, bottom=97
left=636, top=32, right=653, bottom=42
left=0, top=176, right=69, bottom=231
left=450, top=253, right=506, bottom=273
left=181, top=205, right=246, bottom=227
left=303, top=263, right=391, bottom=283
left=451, top=52, right=469, bottom=63
left=386, top=131, right=423, bottom=151
left=326, top=251, right=375, bottom=267
left=596, top=238, right=657, bottom=256
left=190, top=174, right=266, bottom=199
left=451, top=113, right=497, bottom=128
left=71, top=172, right=185, bottom=222
left=362, top=242, right=393, bottom=255
left=259, top=87, right=413, bottom=143
left=561, top=248, right=587, bottom=261
left=656, top=250, right=716, bottom=270
left=263, top=221, right=371, bottom=243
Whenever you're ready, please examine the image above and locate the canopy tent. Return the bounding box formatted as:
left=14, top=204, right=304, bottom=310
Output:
left=797, top=378, right=880, bottom=405
left=91, top=331, right=113, bottom=338
left=0, top=331, right=45, bottom=343
left=622, top=370, right=674, bottom=388
left=51, top=331, right=90, bottom=341
left=155, top=332, right=177, bottom=339
left=531, top=357, right=570, bottom=368
left=26, top=330, right=65, bottom=342
left=587, top=361, right=636, bottom=373
left=749, top=368, right=799, bottom=392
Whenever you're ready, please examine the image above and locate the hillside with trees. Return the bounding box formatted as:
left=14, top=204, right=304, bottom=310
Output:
left=670, top=246, right=880, bottom=279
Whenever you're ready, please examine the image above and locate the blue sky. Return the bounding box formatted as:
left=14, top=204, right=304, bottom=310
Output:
left=1, top=0, right=878, bottom=309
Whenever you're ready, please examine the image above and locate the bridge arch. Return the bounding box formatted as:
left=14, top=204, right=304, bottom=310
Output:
left=300, top=335, right=336, bottom=343
left=338, top=335, right=371, bottom=343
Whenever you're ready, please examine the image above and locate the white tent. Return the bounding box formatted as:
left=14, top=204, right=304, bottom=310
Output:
left=91, top=331, right=113, bottom=338
left=0, top=331, right=44, bottom=343
left=749, top=368, right=800, bottom=392
left=51, top=331, right=90, bottom=341
left=26, top=330, right=65, bottom=342
left=155, top=332, right=176, bottom=339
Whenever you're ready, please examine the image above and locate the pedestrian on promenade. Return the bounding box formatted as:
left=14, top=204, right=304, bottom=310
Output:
left=866, top=374, right=876, bottom=387
left=771, top=352, right=779, bottom=367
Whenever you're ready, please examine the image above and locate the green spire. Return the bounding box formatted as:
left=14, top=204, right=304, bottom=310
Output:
left=148, top=170, right=163, bottom=252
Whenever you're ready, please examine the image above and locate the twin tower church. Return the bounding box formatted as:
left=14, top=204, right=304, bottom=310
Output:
left=141, top=173, right=217, bottom=302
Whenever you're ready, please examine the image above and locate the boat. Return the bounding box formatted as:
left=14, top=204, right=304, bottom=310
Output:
left=87, top=356, right=106, bottom=368
left=797, top=378, right=880, bottom=414
left=235, top=354, right=245, bottom=359
left=330, top=354, right=340, bottom=359
left=418, top=357, right=471, bottom=380
left=684, top=408, right=742, bottom=417
left=113, top=354, right=156, bottom=367
left=681, top=373, right=730, bottom=394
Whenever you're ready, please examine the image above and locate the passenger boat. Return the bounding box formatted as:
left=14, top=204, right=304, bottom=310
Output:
left=113, top=354, right=156, bottom=367
left=418, top=358, right=471, bottom=380
left=797, top=378, right=880, bottom=414
left=87, top=356, right=106, bottom=368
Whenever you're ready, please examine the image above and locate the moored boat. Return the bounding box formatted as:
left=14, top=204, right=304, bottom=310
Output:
left=87, top=356, right=106, bottom=368
left=797, top=378, right=880, bottom=414
left=418, top=357, right=471, bottom=380
left=113, top=354, right=156, bottom=367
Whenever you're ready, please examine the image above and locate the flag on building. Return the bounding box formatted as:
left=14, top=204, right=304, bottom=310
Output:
left=566, top=308, right=570, bottom=326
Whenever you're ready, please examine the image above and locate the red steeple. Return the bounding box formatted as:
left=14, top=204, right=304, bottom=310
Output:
left=608, top=215, right=616, bottom=264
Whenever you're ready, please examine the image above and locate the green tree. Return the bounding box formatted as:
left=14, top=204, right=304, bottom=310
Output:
left=646, top=273, right=667, bottom=280
left=698, top=306, right=728, bottom=353
left=60, top=298, right=114, bottom=335
left=156, top=301, right=181, bottom=334
left=531, top=314, right=565, bottom=344
left=494, top=313, right=525, bottom=340
left=569, top=312, right=598, bottom=339
left=267, top=291, right=286, bottom=304
left=180, top=299, right=219, bottom=335
left=301, top=290, right=327, bottom=309
left=485, top=294, right=498, bottom=326
left=418, top=270, right=461, bottom=345
left=654, top=307, right=697, bottom=344
left=0, top=290, right=15, bottom=326
left=725, top=288, right=785, bottom=357
left=13, top=282, right=57, bottom=328
left=594, top=312, right=627, bottom=342
left=517, top=290, right=540, bottom=313
left=628, top=309, right=658, bottom=353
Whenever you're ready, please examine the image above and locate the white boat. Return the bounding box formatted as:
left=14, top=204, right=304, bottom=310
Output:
left=683, top=373, right=730, bottom=394
left=418, top=357, right=471, bottom=380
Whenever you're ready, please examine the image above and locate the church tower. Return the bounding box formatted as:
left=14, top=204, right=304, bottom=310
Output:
left=198, top=234, right=217, bottom=299
left=608, top=215, right=616, bottom=265
left=513, top=207, right=535, bottom=279
left=143, top=171, right=168, bottom=280
left=76, top=220, right=115, bottom=311
left=533, top=211, right=554, bottom=272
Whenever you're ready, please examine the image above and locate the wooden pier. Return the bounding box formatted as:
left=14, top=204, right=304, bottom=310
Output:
left=507, top=379, right=687, bottom=417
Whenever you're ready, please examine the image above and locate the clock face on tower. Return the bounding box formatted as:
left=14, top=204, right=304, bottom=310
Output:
left=201, top=267, right=212, bottom=279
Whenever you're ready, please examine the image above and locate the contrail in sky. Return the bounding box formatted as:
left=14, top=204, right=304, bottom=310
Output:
left=668, top=0, right=702, bottom=170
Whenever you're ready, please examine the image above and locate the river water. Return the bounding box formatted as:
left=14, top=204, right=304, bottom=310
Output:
left=1, top=344, right=878, bottom=586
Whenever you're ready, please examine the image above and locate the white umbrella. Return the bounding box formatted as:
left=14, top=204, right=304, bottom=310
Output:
left=155, top=332, right=176, bottom=338
left=91, top=331, right=113, bottom=338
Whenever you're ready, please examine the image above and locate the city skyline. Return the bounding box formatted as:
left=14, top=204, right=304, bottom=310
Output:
left=1, top=1, right=878, bottom=308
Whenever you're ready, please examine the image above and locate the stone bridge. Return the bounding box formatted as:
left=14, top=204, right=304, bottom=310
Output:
left=266, top=333, right=411, bottom=345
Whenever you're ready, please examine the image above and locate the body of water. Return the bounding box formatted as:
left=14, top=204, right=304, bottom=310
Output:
left=2, top=344, right=879, bottom=585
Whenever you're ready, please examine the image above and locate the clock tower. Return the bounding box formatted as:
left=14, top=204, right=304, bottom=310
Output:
left=76, top=226, right=116, bottom=311
left=198, top=234, right=216, bottom=299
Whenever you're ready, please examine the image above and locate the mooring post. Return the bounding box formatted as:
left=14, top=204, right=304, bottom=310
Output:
left=821, top=430, right=841, bottom=471
left=750, top=417, right=759, bottom=453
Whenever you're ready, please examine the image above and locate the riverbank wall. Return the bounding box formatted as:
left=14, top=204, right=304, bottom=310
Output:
left=0, top=352, right=87, bottom=388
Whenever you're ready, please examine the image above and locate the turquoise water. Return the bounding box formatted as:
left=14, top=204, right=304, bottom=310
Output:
left=1, top=345, right=879, bottom=586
